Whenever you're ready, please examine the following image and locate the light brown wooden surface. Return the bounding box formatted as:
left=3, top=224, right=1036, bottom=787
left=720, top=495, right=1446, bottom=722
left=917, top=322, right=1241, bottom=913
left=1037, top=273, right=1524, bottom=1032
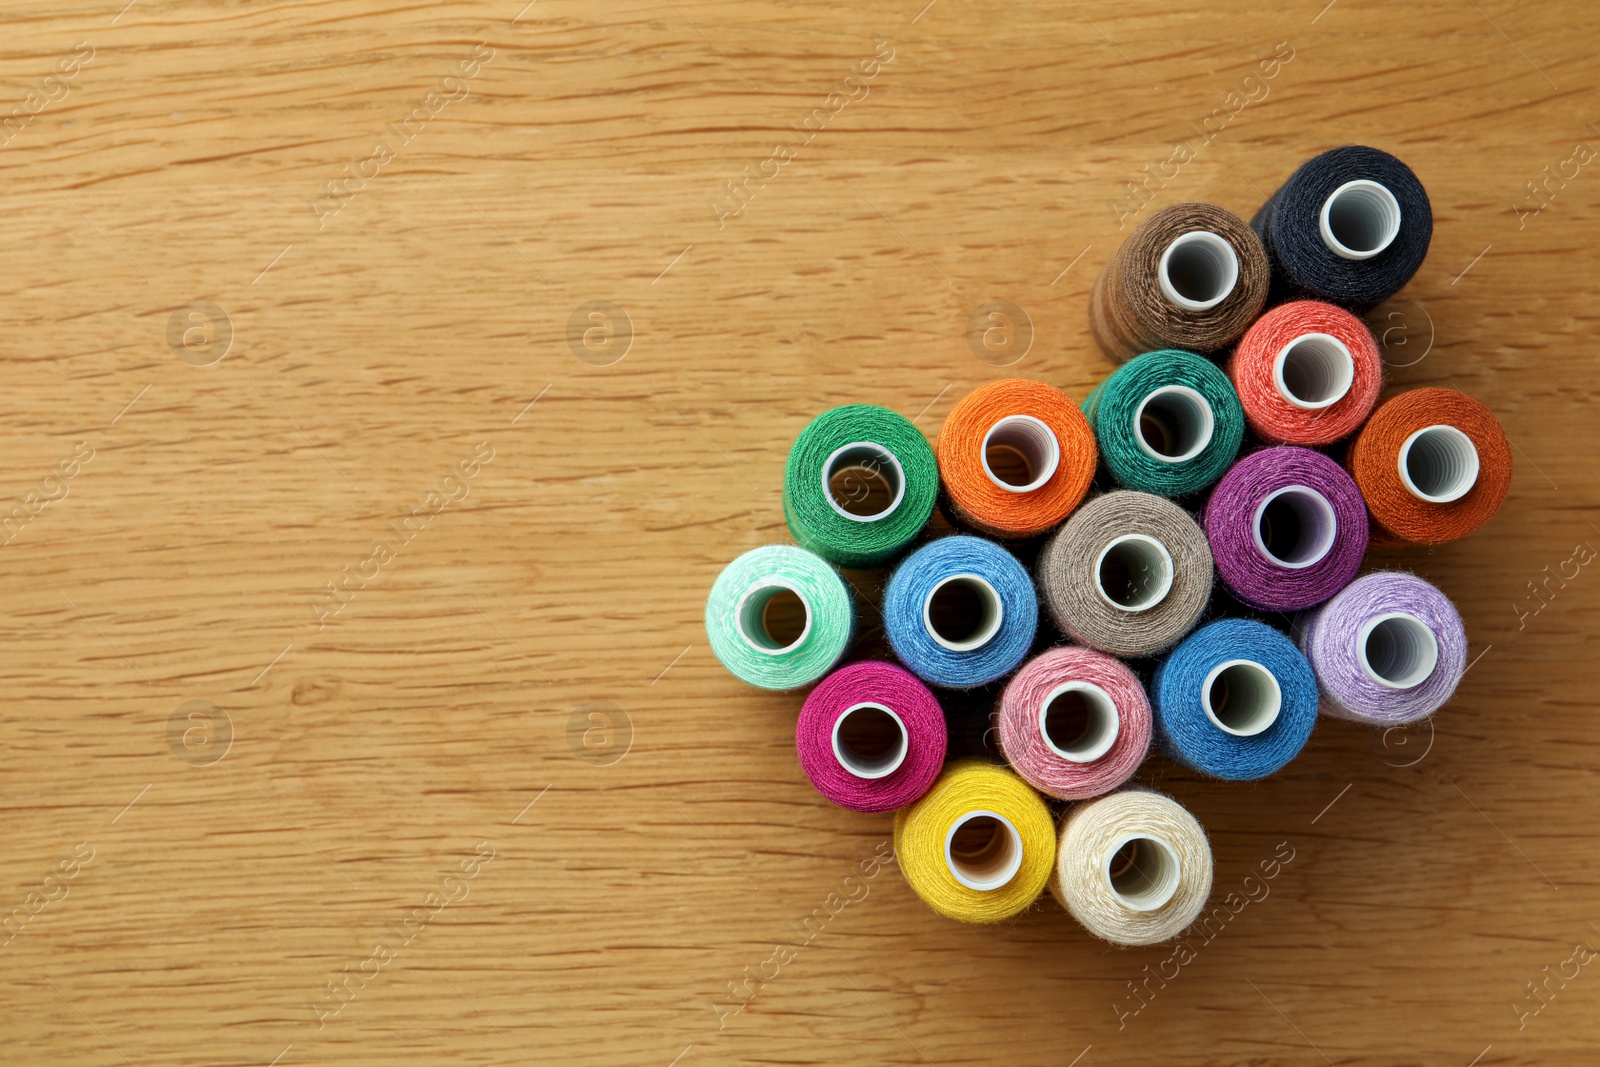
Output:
left=1, top=1, right=1597, bottom=1064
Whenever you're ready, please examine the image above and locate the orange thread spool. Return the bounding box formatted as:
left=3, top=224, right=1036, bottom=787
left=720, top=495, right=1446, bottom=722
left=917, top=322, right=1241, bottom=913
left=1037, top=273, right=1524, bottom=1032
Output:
left=1348, top=387, right=1512, bottom=544
left=1228, top=300, right=1383, bottom=446
left=936, top=379, right=1097, bottom=540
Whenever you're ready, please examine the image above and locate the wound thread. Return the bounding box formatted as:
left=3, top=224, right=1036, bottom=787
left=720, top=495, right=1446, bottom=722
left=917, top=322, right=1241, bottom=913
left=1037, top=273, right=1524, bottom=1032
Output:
left=796, top=661, right=948, bottom=813
left=893, top=760, right=1057, bottom=924
left=1090, top=203, right=1271, bottom=362
left=1251, top=145, right=1433, bottom=309
left=1204, top=446, right=1368, bottom=612
left=1051, top=788, right=1214, bottom=946
left=705, top=545, right=854, bottom=690
left=1347, top=388, right=1512, bottom=544
left=1229, top=300, right=1383, bottom=445
left=936, top=379, right=1098, bottom=539
left=1038, top=491, right=1213, bottom=658
left=998, top=646, right=1152, bottom=801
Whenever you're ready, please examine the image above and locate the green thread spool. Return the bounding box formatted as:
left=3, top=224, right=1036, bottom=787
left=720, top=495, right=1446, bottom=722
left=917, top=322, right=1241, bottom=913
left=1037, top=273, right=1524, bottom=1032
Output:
left=705, top=545, right=854, bottom=690
left=784, top=405, right=938, bottom=569
left=1084, top=349, right=1245, bottom=498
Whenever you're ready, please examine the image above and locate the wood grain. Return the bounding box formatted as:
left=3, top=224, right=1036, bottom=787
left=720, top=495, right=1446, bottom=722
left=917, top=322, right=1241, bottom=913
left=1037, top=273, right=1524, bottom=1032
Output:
left=1, top=1, right=1597, bottom=1064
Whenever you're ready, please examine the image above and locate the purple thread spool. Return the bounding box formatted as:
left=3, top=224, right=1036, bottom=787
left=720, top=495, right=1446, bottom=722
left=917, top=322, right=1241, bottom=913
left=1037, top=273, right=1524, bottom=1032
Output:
left=796, top=661, right=948, bottom=813
left=1297, top=571, right=1467, bottom=725
left=1204, top=446, right=1367, bottom=612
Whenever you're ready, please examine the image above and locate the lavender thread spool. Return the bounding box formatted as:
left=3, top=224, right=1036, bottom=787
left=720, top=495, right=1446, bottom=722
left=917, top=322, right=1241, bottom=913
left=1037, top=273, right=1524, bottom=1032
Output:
left=1297, top=571, right=1467, bottom=725
left=1204, top=447, right=1367, bottom=613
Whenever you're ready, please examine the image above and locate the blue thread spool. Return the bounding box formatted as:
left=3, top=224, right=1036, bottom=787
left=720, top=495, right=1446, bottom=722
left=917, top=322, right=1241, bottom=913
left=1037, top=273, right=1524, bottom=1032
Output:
left=1151, top=618, right=1318, bottom=779
left=883, top=535, right=1037, bottom=689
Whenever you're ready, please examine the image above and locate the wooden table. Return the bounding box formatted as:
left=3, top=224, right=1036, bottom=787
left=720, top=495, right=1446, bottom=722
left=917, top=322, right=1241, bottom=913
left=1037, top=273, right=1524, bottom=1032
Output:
left=2, top=1, right=1595, bottom=1064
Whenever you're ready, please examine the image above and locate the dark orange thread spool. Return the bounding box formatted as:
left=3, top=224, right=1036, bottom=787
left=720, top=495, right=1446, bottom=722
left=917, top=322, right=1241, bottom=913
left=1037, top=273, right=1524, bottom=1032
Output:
left=1347, top=387, right=1511, bottom=544
left=936, top=379, right=1097, bottom=540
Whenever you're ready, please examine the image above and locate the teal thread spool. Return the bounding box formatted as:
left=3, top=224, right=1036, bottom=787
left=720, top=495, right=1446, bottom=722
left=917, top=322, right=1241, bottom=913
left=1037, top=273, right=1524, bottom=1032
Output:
left=706, top=545, right=854, bottom=690
left=784, top=405, right=938, bottom=569
left=1084, top=349, right=1245, bottom=497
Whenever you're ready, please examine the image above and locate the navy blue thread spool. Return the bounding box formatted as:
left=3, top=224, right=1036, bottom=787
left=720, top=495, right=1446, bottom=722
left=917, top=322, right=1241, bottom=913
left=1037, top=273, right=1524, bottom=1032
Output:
left=883, top=535, right=1038, bottom=689
left=1251, top=146, right=1432, bottom=309
left=1151, top=618, right=1318, bottom=780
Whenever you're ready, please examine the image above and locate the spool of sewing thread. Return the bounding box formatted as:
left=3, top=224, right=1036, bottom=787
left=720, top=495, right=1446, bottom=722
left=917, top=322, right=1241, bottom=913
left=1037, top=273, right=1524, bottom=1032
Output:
left=1090, top=202, right=1271, bottom=362
left=935, top=379, right=1098, bottom=540
left=1347, top=388, right=1512, bottom=545
left=795, top=661, right=948, bottom=813
left=1228, top=301, right=1383, bottom=446
left=1151, top=618, right=1318, bottom=780
left=783, top=404, right=939, bottom=569
left=893, top=760, right=1056, bottom=924
left=1051, top=789, right=1213, bottom=947
left=1083, top=349, right=1245, bottom=498
left=997, top=647, right=1151, bottom=801
left=705, top=545, right=853, bottom=690
left=1204, top=447, right=1368, bottom=613
left=1298, top=572, right=1467, bottom=725
left=883, top=535, right=1038, bottom=688
left=1038, top=491, right=1213, bottom=658
left=1251, top=145, right=1433, bottom=309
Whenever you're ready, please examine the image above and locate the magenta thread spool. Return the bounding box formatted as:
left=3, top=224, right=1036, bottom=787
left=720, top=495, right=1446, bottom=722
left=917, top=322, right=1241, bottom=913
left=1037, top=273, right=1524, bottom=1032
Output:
left=796, top=661, right=948, bottom=813
left=1203, top=446, right=1368, bottom=612
left=997, top=647, right=1151, bottom=801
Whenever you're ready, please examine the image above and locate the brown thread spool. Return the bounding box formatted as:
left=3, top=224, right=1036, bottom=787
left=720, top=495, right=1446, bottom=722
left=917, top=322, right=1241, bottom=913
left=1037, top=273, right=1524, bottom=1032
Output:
left=1091, top=203, right=1271, bottom=364
left=1347, top=387, right=1511, bottom=545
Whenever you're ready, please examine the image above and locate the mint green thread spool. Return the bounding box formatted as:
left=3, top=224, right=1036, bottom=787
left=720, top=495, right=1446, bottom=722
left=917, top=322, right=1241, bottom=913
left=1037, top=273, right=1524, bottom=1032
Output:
left=784, top=405, right=938, bottom=569
left=706, top=545, right=854, bottom=690
left=1084, top=349, right=1244, bottom=498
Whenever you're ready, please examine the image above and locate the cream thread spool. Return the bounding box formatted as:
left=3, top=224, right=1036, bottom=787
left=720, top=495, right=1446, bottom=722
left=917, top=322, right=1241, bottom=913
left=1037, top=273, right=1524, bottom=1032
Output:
left=1133, top=385, right=1216, bottom=464
left=1396, top=424, right=1480, bottom=504
left=1319, top=179, right=1403, bottom=260
left=1272, top=332, right=1355, bottom=410
left=1157, top=230, right=1241, bottom=311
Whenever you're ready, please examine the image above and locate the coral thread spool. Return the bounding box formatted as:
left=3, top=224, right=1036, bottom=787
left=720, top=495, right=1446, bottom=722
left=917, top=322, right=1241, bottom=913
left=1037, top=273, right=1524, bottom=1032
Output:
left=1228, top=301, right=1383, bottom=446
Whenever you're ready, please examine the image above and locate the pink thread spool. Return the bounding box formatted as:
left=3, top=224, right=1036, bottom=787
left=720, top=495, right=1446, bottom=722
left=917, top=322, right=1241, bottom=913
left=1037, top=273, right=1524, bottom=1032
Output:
left=997, top=647, right=1151, bottom=801
left=796, top=661, right=948, bottom=813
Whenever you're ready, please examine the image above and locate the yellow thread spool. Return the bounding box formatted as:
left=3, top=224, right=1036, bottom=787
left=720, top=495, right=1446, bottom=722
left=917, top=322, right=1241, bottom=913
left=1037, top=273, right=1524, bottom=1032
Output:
left=892, top=760, right=1056, bottom=923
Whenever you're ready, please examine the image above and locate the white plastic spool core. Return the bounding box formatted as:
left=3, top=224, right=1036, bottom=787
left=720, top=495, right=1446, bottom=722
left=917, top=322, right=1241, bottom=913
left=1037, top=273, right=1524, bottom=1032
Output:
left=923, top=573, right=1004, bottom=652
left=1358, top=612, right=1440, bottom=689
left=1104, top=834, right=1183, bottom=912
left=1251, top=485, right=1339, bottom=570
left=1039, top=681, right=1120, bottom=764
left=822, top=441, right=906, bottom=522
left=1094, top=534, right=1175, bottom=613
left=1201, top=659, right=1282, bottom=736
left=1273, top=333, right=1355, bottom=410
left=1134, top=385, right=1215, bottom=464
left=1397, top=425, right=1480, bottom=504
left=981, top=414, right=1061, bottom=493
left=944, top=809, right=1024, bottom=892
left=1158, top=230, right=1240, bottom=311
left=734, top=581, right=811, bottom=655
left=831, top=702, right=909, bottom=779
left=1319, top=179, right=1402, bottom=260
